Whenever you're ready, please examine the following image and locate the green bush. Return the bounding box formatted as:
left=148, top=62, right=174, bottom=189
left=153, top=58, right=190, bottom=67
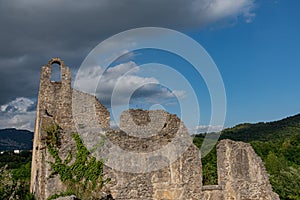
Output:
left=0, top=164, right=34, bottom=200
left=12, top=161, right=32, bottom=181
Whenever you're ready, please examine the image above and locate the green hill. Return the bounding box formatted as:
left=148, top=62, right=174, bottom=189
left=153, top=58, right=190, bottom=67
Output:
left=220, top=114, right=300, bottom=142
left=0, top=129, right=33, bottom=151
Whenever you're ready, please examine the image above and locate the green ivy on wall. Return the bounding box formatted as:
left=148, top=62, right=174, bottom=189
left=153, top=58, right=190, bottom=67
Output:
left=45, top=124, right=110, bottom=199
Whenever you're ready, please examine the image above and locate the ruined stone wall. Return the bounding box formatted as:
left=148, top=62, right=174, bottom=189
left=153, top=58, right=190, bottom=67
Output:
left=30, top=58, right=110, bottom=200
left=215, top=139, right=279, bottom=200
left=31, top=58, right=279, bottom=200
left=72, top=89, right=110, bottom=131
left=200, top=139, right=280, bottom=200
left=103, top=109, right=202, bottom=200
left=30, top=58, right=72, bottom=199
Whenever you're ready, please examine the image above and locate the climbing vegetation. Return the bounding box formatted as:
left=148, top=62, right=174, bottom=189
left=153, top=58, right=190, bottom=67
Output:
left=45, top=124, right=110, bottom=199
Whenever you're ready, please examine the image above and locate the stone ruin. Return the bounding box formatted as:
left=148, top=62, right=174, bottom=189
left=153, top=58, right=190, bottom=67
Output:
left=30, top=58, right=279, bottom=200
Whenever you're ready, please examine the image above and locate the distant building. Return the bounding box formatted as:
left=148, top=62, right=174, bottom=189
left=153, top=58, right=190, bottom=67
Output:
left=14, top=150, right=21, bottom=154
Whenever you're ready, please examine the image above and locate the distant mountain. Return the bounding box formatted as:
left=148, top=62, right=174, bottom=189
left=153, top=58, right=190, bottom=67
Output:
left=220, top=114, right=300, bottom=142
left=0, top=128, right=33, bottom=150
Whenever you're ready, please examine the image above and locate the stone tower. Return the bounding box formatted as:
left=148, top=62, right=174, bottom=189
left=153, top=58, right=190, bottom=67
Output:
left=30, top=58, right=72, bottom=199
left=30, top=58, right=110, bottom=199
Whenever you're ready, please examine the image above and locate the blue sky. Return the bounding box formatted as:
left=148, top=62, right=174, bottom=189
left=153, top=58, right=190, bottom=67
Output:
left=192, top=1, right=300, bottom=126
left=0, top=0, right=299, bottom=132
left=99, top=0, right=300, bottom=131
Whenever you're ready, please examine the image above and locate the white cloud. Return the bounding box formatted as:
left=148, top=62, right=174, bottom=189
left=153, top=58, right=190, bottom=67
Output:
left=75, top=61, right=186, bottom=106
left=1, top=97, right=34, bottom=113
left=105, top=61, right=139, bottom=77
left=190, top=125, right=224, bottom=134
left=0, top=97, right=36, bottom=131
left=191, top=0, right=256, bottom=24
left=172, top=90, right=186, bottom=99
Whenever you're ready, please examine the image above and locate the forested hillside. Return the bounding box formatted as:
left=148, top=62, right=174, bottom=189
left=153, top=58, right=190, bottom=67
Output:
left=220, top=114, right=300, bottom=142
left=0, top=128, right=33, bottom=150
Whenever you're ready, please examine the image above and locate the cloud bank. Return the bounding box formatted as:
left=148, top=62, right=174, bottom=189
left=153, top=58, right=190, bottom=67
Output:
left=0, top=98, right=36, bottom=131
left=0, top=0, right=255, bottom=129
left=75, top=61, right=185, bottom=106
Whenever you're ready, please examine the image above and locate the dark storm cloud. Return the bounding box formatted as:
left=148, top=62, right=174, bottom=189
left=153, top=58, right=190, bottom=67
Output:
left=0, top=0, right=255, bottom=105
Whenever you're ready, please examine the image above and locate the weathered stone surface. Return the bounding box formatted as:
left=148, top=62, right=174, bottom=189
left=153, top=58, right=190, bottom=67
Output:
left=103, top=109, right=202, bottom=200
left=216, top=139, right=280, bottom=200
left=31, top=58, right=279, bottom=200
left=30, top=58, right=110, bottom=200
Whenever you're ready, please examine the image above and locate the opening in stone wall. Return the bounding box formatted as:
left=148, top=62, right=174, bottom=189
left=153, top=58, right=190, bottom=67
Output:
left=193, top=134, right=218, bottom=185
left=201, top=144, right=218, bottom=185
left=50, top=63, right=61, bottom=82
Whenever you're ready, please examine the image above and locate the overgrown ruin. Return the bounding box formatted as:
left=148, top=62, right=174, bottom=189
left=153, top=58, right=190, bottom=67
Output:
left=30, top=58, right=279, bottom=200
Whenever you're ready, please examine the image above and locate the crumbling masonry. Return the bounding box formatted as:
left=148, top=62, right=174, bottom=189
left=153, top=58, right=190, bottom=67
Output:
left=31, top=58, right=279, bottom=200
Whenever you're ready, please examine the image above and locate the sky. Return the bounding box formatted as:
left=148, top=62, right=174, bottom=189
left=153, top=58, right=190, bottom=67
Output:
left=0, top=0, right=299, bottom=132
